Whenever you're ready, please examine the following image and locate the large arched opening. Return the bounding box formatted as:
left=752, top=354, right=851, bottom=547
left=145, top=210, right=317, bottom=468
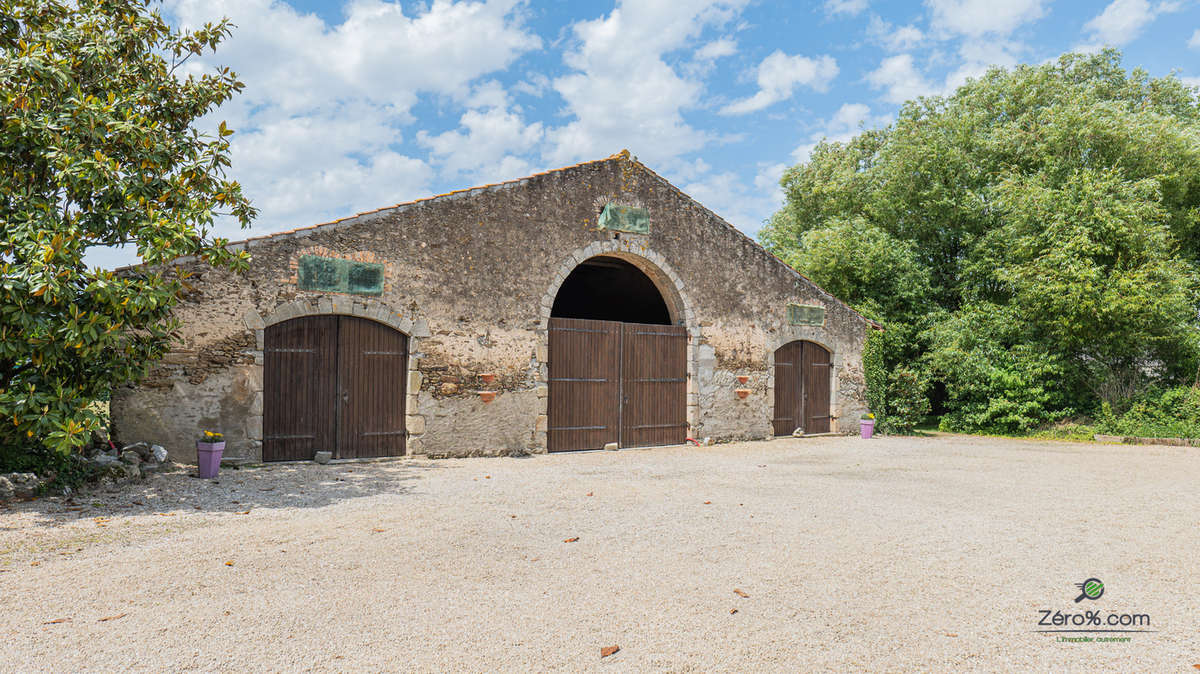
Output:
left=551, top=256, right=672, bottom=324
left=547, top=255, right=687, bottom=452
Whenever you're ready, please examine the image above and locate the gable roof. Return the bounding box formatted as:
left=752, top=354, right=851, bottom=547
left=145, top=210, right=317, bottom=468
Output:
left=132, top=150, right=878, bottom=328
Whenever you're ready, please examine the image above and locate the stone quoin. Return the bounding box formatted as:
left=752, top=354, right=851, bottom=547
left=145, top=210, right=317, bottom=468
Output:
left=111, top=151, right=875, bottom=463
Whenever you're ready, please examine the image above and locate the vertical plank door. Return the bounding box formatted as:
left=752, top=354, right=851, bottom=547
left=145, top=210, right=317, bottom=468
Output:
left=620, top=322, right=687, bottom=448
left=772, top=341, right=802, bottom=436
left=263, top=316, right=338, bottom=461
left=336, top=316, right=408, bottom=458
left=547, top=317, right=621, bottom=452
left=802, top=341, right=832, bottom=434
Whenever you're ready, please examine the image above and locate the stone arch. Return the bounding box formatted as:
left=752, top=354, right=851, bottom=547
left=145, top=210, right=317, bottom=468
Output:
left=538, top=240, right=698, bottom=333
left=533, top=239, right=701, bottom=451
left=766, top=330, right=843, bottom=435
left=240, top=296, right=429, bottom=460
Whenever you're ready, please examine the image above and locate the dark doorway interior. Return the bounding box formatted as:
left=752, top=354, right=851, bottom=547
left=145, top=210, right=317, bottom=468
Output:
left=551, top=256, right=672, bottom=325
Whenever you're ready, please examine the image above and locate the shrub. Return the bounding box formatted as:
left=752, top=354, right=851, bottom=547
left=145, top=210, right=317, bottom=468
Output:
left=0, top=442, right=97, bottom=492
left=863, top=325, right=931, bottom=434
left=1094, top=386, right=1200, bottom=439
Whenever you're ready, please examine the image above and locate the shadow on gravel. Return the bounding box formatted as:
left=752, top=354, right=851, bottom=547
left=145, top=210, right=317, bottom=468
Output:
left=0, top=459, right=442, bottom=529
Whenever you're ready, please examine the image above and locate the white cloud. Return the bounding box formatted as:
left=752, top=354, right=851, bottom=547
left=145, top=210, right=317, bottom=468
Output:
left=943, top=39, right=1024, bottom=92
left=545, top=0, right=750, bottom=166
left=1081, top=0, right=1185, bottom=47
left=162, top=0, right=540, bottom=239
left=824, top=0, right=869, bottom=17
left=926, top=0, right=1046, bottom=37
left=867, top=54, right=934, bottom=104
left=867, top=15, right=924, bottom=51
left=720, top=51, right=839, bottom=115
left=792, top=103, right=891, bottom=161
left=696, top=37, right=738, bottom=60
left=1190, top=28, right=1200, bottom=48
left=418, top=96, right=545, bottom=182
left=1181, top=75, right=1200, bottom=88
left=682, top=170, right=774, bottom=236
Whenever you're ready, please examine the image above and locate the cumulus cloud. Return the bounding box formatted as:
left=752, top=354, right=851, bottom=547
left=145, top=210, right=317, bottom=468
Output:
left=867, top=54, right=934, bottom=104
left=695, top=37, right=738, bottom=60
left=1081, top=0, right=1184, bottom=47
left=720, top=51, right=839, bottom=115
left=824, top=0, right=869, bottom=17
left=163, top=0, right=540, bottom=237
left=1191, top=28, right=1200, bottom=48
left=418, top=88, right=545, bottom=182
left=867, top=15, right=925, bottom=51
left=943, top=39, right=1024, bottom=92
left=926, top=0, right=1046, bottom=38
left=792, top=103, right=891, bottom=161
left=544, top=0, right=750, bottom=166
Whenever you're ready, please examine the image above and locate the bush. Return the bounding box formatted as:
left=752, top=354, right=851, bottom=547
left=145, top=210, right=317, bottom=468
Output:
left=863, top=325, right=931, bottom=434
left=884, top=368, right=931, bottom=434
left=1093, top=386, right=1200, bottom=439
left=0, top=442, right=97, bottom=492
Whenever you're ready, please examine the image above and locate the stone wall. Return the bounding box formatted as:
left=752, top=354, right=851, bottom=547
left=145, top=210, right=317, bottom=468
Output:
left=112, top=152, right=872, bottom=463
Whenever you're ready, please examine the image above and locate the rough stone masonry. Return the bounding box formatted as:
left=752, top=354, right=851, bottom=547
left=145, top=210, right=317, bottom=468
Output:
left=111, top=151, right=874, bottom=463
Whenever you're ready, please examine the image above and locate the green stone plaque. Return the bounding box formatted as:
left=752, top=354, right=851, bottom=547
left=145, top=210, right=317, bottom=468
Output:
left=598, top=203, right=650, bottom=234
left=297, top=255, right=384, bottom=296
left=787, top=303, right=825, bottom=327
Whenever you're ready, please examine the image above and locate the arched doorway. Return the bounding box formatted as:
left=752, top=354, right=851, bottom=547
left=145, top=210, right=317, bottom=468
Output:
left=263, top=315, right=408, bottom=461
left=547, top=256, right=687, bottom=452
left=772, top=340, right=832, bottom=436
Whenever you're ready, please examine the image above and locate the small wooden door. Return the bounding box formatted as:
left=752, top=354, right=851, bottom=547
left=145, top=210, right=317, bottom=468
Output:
left=772, top=341, right=832, bottom=436
left=547, top=317, right=687, bottom=452
left=620, top=322, right=688, bottom=448
left=264, top=316, right=407, bottom=461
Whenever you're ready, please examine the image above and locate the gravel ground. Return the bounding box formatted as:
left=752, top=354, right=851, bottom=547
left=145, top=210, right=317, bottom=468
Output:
left=2, top=434, right=1198, bottom=672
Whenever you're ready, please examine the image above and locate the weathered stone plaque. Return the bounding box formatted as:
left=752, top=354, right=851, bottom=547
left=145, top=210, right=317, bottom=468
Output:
left=787, top=303, right=825, bottom=327
left=598, top=203, right=650, bottom=234
left=298, top=255, right=384, bottom=296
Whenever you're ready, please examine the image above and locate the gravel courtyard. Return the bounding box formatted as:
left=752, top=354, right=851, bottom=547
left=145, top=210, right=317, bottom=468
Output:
left=2, top=434, right=1198, bottom=671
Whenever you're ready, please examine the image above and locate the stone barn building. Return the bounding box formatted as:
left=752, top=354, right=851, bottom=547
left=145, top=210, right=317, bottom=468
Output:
left=112, top=151, right=874, bottom=464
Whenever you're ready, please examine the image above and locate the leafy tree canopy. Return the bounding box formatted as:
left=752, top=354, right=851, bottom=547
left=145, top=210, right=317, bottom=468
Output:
left=762, top=50, right=1200, bottom=433
left=1, top=0, right=255, bottom=454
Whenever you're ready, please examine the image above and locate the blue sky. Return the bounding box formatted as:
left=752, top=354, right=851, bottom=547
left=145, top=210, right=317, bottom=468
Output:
left=91, top=0, right=1200, bottom=267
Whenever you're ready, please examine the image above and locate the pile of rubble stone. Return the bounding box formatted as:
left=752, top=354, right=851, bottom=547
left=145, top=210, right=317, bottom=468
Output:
left=82, top=441, right=172, bottom=486
left=0, top=472, right=42, bottom=502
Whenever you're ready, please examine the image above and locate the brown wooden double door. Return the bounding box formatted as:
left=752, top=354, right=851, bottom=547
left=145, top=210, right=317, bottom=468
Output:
left=772, top=340, right=832, bottom=436
left=264, top=316, right=407, bottom=461
left=548, top=317, right=687, bottom=452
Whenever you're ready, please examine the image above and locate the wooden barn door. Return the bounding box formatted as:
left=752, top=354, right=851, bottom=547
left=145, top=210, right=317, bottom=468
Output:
left=547, top=318, right=621, bottom=452
left=773, top=341, right=832, bottom=436
left=771, top=341, right=802, bottom=436
left=547, top=317, right=686, bottom=452
left=337, top=317, right=408, bottom=458
left=620, top=322, right=687, bottom=448
left=802, top=342, right=832, bottom=433
left=264, top=316, right=338, bottom=461
left=264, top=315, right=407, bottom=461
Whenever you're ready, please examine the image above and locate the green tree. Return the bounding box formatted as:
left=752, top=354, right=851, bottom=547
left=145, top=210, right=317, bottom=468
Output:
left=780, top=216, right=935, bottom=325
left=762, top=50, right=1200, bottom=432
left=1, top=0, right=255, bottom=455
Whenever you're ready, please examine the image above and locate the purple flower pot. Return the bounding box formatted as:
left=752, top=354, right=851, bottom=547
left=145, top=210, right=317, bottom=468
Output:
left=196, top=441, right=225, bottom=478
left=860, top=420, right=875, bottom=439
